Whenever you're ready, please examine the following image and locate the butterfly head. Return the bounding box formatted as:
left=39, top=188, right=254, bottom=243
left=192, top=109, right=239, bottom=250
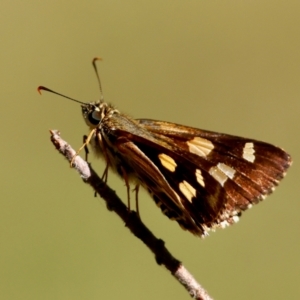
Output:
left=81, top=101, right=116, bottom=129
left=81, top=102, right=102, bottom=129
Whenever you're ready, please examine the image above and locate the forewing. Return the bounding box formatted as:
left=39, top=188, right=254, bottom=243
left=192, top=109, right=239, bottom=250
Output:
left=136, top=119, right=291, bottom=211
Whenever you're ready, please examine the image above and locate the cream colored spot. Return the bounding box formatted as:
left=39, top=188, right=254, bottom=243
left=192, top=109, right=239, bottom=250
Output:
left=217, top=163, right=236, bottom=179
left=209, top=163, right=236, bottom=187
left=158, top=153, right=177, bottom=172
left=243, top=142, right=255, bottom=163
left=179, top=180, right=196, bottom=202
left=232, top=215, right=240, bottom=223
left=220, top=220, right=229, bottom=228
left=187, top=137, right=214, bottom=157
left=195, top=169, right=205, bottom=187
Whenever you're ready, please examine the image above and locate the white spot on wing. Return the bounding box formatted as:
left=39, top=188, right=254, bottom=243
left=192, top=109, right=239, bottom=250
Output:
left=158, top=153, right=177, bottom=172
left=232, top=215, right=240, bottom=223
left=217, top=163, right=236, bottom=179
left=209, top=163, right=236, bottom=186
left=187, top=137, right=214, bottom=157
left=195, top=169, right=205, bottom=187
left=243, top=142, right=255, bottom=162
left=220, top=220, right=229, bottom=228
left=179, top=180, right=196, bottom=202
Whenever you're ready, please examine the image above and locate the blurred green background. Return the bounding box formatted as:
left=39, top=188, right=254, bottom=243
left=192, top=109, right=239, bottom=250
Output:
left=0, top=1, right=299, bottom=299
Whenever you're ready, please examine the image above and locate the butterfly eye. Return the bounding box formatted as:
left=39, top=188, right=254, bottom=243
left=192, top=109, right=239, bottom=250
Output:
left=87, top=110, right=101, bottom=125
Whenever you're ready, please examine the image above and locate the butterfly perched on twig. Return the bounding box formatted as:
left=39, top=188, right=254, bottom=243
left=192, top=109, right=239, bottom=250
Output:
left=38, top=58, right=292, bottom=237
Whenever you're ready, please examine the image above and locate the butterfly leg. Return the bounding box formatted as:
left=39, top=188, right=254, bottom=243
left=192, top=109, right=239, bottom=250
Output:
left=83, top=135, right=89, bottom=161
left=101, top=162, right=109, bottom=183
left=134, top=184, right=140, bottom=218
left=120, top=166, right=131, bottom=211
left=70, top=129, right=96, bottom=166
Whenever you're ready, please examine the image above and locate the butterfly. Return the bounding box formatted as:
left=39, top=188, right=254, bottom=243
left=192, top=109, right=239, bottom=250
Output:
left=38, top=58, right=292, bottom=237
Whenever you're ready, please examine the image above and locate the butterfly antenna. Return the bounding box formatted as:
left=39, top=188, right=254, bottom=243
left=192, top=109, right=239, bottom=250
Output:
left=37, top=86, right=86, bottom=105
left=92, top=57, right=104, bottom=101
